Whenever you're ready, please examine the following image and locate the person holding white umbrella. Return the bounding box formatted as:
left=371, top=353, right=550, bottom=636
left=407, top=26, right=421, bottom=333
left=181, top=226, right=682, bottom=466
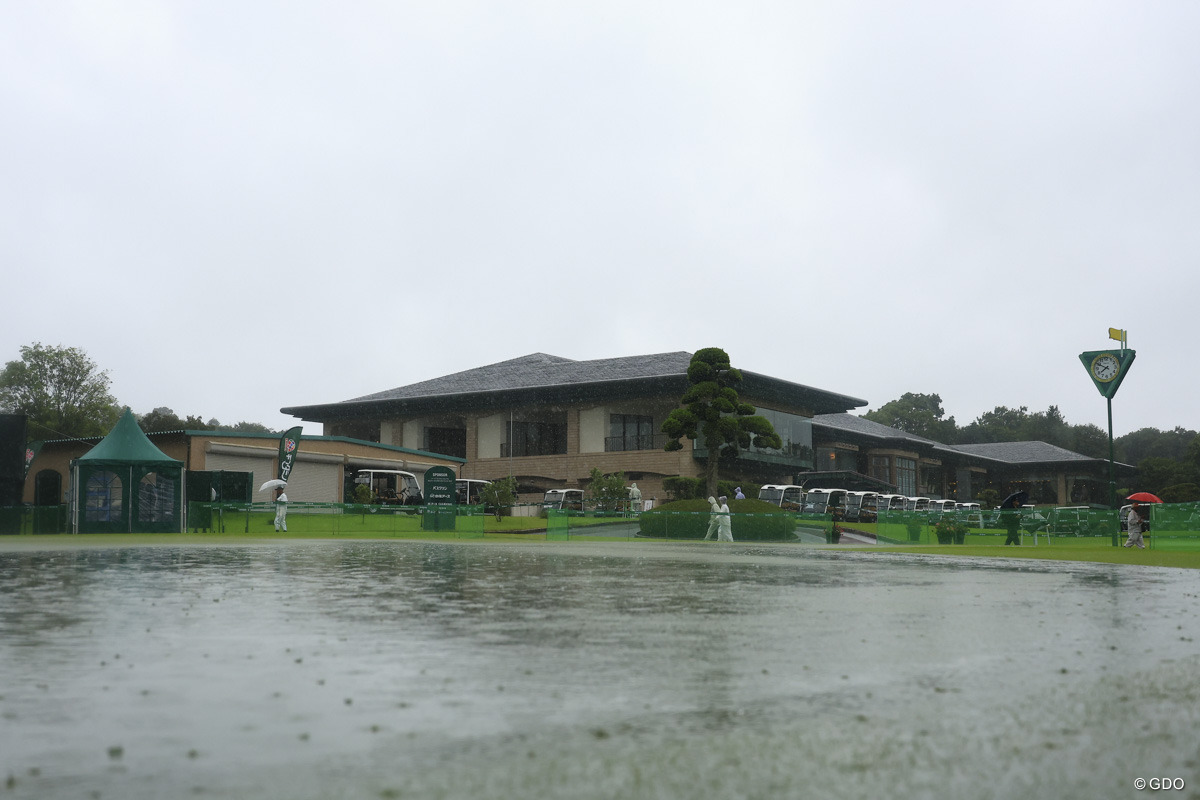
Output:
left=259, top=479, right=289, bottom=532
left=274, top=485, right=288, bottom=532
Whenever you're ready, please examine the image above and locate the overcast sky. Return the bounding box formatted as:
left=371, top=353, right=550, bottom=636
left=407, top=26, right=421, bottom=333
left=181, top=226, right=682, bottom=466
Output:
left=4, top=1, right=1197, bottom=440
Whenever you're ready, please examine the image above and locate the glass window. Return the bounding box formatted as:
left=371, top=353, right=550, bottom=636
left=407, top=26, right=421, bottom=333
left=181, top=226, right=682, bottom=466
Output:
left=896, top=458, right=917, bottom=496
left=743, top=408, right=814, bottom=468
left=608, top=414, right=654, bottom=451
left=506, top=421, right=567, bottom=457
left=424, top=427, right=467, bottom=458
left=870, top=456, right=890, bottom=483
left=86, top=471, right=122, bottom=523
left=138, top=472, right=175, bottom=523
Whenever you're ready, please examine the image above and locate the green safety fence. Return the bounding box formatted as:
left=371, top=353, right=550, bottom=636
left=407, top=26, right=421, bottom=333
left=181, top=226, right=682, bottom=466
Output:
left=7, top=502, right=1200, bottom=549
left=0, top=505, right=69, bottom=535
left=1146, top=502, right=1200, bottom=550
left=546, top=509, right=571, bottom=540
left=874, top=509, right=1066, bottom=546
left=180, top=502, right=489, bottom=538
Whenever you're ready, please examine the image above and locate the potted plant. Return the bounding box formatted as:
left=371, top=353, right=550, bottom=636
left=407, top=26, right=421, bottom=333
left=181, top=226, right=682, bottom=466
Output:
left=826, top=520, right=843, bottom=544
left=934, top=517, right=969, bottom=545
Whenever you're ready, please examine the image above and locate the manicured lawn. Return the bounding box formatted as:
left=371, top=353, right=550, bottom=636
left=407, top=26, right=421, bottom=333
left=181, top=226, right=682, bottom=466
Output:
left=864, top=543, right=1200, bottom=569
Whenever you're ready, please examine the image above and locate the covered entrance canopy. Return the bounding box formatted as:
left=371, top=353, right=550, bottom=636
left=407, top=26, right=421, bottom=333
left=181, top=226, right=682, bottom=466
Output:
left=795, top=470, right=897, bottom=493
left=72, top=408, right=184, bottom=533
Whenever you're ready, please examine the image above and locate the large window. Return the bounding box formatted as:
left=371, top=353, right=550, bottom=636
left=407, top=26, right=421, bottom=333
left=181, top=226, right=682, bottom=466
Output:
left=896, top=458, right=917, bottom=496
left=85, top=471, right=122, bottom=522
left=607, top=414, right=657, bottom=451
left=503, top=421, right=567, bottom=457
left=137, top=472, right=176, bottom=524
left=424, top=427, right=466, bottom=458
left=694, top=407, right=814, bottom=468
left=746, top=408, right=815, bottom=468
left=870, top=456, right=891, bottom=484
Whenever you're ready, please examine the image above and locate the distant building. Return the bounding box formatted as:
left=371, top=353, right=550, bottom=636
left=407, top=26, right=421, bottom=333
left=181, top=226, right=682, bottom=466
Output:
left=23, top=429, right=463, bottom=509
left=282, top=352, right=865, bottom=502
left=811, top=414, right=1130, bottom=504
left=281, top=351, right=1131, bottom=505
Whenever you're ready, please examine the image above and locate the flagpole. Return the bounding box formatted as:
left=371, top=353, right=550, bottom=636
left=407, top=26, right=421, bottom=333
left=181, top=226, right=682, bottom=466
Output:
left=1107, top=396, right=1117, bottom=546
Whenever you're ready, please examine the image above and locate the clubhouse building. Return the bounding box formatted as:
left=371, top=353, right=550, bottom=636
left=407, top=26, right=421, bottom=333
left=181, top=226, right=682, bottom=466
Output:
left=281, top=352, right=1128, bottom=506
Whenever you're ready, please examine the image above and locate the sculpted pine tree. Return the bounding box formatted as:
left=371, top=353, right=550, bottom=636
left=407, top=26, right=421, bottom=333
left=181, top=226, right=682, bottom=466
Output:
left=661, top=348, right=782, bottom=498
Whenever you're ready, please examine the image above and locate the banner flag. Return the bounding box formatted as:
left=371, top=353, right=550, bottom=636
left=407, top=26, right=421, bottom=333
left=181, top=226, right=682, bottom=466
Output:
left=277, top=427, right=302, bottom=484
left=1108, top=327, right=1125, bottom=343
left=23, top=440, right=42, bottom=479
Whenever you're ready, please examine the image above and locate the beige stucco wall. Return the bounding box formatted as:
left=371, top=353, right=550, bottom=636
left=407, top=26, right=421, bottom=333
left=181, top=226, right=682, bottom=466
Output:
left=477, top=413, right=505, bottom=459
left=578, top=406, right=606, bottom=453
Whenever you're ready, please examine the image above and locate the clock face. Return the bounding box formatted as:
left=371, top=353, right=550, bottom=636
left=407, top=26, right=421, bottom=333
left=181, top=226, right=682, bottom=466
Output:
left=1091, top=353, right=1120, bottom=382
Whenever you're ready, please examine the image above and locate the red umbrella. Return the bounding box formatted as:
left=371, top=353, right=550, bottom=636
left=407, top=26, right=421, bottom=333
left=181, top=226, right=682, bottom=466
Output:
left=1127, top=492, right=1163, bottom=503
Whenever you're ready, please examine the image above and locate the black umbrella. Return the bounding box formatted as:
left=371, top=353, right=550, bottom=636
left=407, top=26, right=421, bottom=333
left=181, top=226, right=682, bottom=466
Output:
left=1000, top=490, right=1029, bottom=509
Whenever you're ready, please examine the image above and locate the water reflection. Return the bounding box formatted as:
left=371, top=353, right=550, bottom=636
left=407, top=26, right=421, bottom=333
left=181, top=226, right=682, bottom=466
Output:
left=1, top=540, right=1198, bottom=800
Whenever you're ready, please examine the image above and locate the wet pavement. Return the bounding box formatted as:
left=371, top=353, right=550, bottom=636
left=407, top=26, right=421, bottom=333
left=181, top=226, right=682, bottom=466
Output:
left=1, top=538, right=1198, bottom=799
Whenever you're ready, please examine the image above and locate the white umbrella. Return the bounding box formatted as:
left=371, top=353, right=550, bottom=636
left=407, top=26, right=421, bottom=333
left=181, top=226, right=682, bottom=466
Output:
left=259, top=479, right=287, bottom=492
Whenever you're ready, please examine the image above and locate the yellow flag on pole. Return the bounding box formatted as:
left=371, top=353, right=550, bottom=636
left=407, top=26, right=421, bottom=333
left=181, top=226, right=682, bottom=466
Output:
left=1108, top=328, right=1125, bottom=342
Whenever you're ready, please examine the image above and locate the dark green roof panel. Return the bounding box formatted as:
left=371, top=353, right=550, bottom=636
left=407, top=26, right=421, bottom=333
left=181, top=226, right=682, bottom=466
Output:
left=77, top=408, right=183, bottom=467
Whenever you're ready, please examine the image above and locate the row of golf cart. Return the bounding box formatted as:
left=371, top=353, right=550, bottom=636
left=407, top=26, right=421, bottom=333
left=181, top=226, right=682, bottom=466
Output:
left=758, top=485, right=985, bottom=525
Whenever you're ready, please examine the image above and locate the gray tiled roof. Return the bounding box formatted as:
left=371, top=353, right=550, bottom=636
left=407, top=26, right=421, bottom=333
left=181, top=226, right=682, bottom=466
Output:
left=814, top=413, right=1107, bottom=465
left=349, top=352, right=696, bottom=402
left=950, top=441, right=1099, bottom=463
left=813, top=413, right=941, bottom=446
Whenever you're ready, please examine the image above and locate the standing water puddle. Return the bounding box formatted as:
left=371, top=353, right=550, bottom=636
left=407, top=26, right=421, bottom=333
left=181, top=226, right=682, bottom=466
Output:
left=1, top=539, right=1198, bottom=799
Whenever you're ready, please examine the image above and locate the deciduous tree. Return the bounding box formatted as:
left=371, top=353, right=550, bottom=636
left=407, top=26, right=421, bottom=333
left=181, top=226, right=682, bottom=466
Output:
left=0, top=343, right=119, bottom=440
left=863, top=392, right=958, bottom=442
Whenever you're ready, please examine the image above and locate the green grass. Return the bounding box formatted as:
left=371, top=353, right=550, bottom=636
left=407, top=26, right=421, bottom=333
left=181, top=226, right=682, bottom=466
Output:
left=864, top=543, right=1200, bottom=569
left=8, top=510, right=1200, bottom=569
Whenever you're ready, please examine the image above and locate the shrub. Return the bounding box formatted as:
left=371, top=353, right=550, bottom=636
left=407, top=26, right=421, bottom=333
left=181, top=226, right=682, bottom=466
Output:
left=933, top=516, right=969, bottom=544
left=662, top=476, right=703, bottom=502
left=637, top=498, right=794, bottom=541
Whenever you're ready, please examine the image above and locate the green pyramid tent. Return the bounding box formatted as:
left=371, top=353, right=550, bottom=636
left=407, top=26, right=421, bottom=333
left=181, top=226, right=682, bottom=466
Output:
left=72, top=408, right=184, bottom=533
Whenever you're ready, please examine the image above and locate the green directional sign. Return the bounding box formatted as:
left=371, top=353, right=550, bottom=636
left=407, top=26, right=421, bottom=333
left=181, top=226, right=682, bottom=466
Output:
left=422, top=466, right=457, bottom=531
left=1079, top=349, right=1135, bottom=400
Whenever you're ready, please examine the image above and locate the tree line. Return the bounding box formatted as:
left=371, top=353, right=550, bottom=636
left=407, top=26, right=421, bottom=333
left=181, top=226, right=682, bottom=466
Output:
left=0, top=342, right=278, bottom=440
left=864, top=392, right=1200, bottom=501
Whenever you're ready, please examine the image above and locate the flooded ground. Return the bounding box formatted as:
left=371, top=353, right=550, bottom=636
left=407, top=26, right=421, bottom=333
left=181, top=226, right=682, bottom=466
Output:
left=1, top=538, right=1198, bottom=799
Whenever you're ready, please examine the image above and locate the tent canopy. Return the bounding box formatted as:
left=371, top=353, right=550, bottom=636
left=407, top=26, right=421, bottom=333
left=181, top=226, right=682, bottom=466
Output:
left=73, top=408, right=183, bottom=533
left=77, top=408, right=182, bottom=468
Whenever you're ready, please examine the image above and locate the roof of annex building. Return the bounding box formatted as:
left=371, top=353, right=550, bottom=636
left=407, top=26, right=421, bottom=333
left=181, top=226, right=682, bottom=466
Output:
left=950, top=441, right=1112, bottom=465
left=813, top=413, right=963, bottom=457
left=282, top=352, right=869, bottom=421
left=38, top=429, right=464, bottom=464
left=814, top=413, right=1130, bottom=469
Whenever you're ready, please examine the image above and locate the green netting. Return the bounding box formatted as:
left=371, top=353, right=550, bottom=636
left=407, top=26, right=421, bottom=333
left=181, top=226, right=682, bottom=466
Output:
left=454, top=514, right=485, bottom=539
left=546, top=509, right=570, bottom=540
left=177, top=502, right=498, bottom=537
left=1146, top=502, right=1200, bottom=550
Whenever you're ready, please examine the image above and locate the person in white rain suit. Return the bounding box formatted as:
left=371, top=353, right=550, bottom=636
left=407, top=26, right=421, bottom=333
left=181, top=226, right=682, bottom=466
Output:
left=628, top=483, right=642, bottom=517
left=1124, top=502, right=1146, bottom=549
left=704, top=496, right=721, bottom=540
left=715, top=495, right=733, bottom=542
left=274, top=485, right=288, bottom=532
